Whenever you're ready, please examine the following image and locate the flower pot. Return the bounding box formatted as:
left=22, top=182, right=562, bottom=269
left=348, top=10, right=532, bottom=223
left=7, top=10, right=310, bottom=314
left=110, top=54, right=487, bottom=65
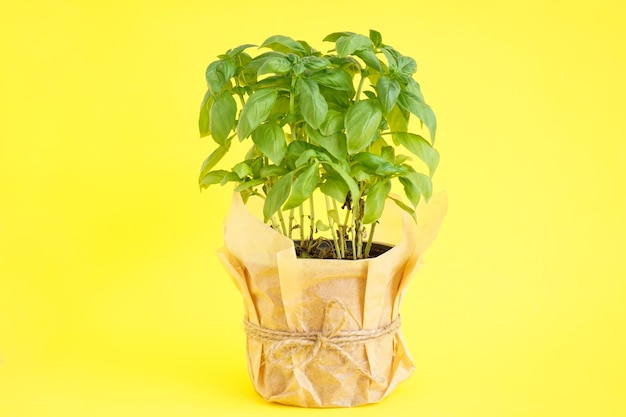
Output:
left=217, top=193, right=446, bottom=407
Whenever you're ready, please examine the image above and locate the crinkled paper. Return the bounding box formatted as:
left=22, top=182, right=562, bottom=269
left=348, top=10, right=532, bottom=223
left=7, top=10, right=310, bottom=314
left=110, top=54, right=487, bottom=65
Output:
left=217, top=192, right=447, bottom=407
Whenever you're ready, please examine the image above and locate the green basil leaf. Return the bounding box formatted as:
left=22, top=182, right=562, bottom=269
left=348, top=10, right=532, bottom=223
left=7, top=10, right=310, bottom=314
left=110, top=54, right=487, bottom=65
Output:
left=226, top=44, right=256, bottom=58
left=305, top=125, right=347, bottom=161
left=323, top=31, right=355, bottom=42
left=395, top=154, right=411, bottom=164
left=319, top=86, right=353, bottom=108
left=205, top=61, right=223, bottom=94
left=322, top=161, right=360, bottom=200
left=400, top=170, right=433, bottom=203
left=232, top=161, right=252, bottom=179
left=246, top=51, right=286, bottom=73
left=295, top=148, right=318, bottom=167
left=397, top=91, right=437, bottom=141
left=381, top=146, right=395, bottom=163
left=315, top=220, right=330, bottom=232
left=369, top=136, right=389, bottom=155
left=369, top=29, right=382, bottom=47
left=328, top=56, right=362, bottom=75
left=336, top=33, right=373, bottom=57
left=352, top=152, right=387, bottom=170
left=406, top=78, right=426, bottom=102
left=263, top=172, right=293, bottom=222
left=260, top=35, right=306, bottom=55
left=345, top=99, right=382, bottom=154
left=302, top=56, right=332, bottom=70
left=309, top=69, right=355, bottom=93
left=251, top=122, right=287, bottom=165
left=297, top=40, right=315, bottom=56
left=398, top=174, right=420, bottom=206
left=394, top=132, right=439, bottom=176
left=238, top=65, right=258, bottom=86
left=328, top=209, right=340, bottom=224
left=319, top=109, right=345, bottom=135
left=257, top=56, right=293, bottom=76
left=376, top=76, right=401, bottom=114
left=234, top=177, right=266, bottom=192
left=283, top=163, right=319, bottom=210
left=254, top=75, right=291, bottom=90
left=397, top=56, right=417, bottom=76
left=351, top=164, right=371, bottom=182
left=292, top=62, right=306, bottom=76
left=270, top=95, right=291, bottom=120
left=320, top=173, right=349, bottom=203
left=297, top=78, right=328, bottom=129
left=386, top=104, right=409, bottom=135
left=355, top=49, right=382, bottom=72
left=260, top=165, right=288, bottom=177
left=205, top=60, right=235, bottom=94
left=381, top=45, right=402, bottom=60
left=220, top=171, right=240, bottom=185
left=198, top=141, right=231, bottom=184
left=352, top=152, right=405, bottom=176
left=286, top=140, right=320, bottom=161
left=249, top=157, right=263, bottom=178
left=199, top=169, right=229, bottom=189
left=237, top=89, right=278, bottom=140
left=363, top=179, right=391, bottom=224
left=388, top=195, right=416, bottom=220
left=380, top=48, right=397, bottom=72
left=209, top=92, right=237, bottom=145
left=199, top=90, right=213, bottom=137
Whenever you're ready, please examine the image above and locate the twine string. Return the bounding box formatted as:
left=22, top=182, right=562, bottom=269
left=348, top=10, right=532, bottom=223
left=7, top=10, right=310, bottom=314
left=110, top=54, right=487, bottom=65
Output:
left=243, top=300, right=401, bottom=382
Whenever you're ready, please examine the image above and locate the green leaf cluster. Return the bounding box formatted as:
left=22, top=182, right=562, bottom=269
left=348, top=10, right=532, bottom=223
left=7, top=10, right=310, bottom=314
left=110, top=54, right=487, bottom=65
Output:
left=197, top=30, right=440, bottom=259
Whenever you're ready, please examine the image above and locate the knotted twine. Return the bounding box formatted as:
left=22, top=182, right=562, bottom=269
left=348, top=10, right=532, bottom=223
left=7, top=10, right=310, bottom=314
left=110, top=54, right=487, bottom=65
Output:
left=243, top=300, right=401, bottom=382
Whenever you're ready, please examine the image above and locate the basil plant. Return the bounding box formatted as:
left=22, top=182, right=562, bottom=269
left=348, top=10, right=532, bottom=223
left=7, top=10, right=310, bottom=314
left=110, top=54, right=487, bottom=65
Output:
left=198, top=30, right=439, bottom=260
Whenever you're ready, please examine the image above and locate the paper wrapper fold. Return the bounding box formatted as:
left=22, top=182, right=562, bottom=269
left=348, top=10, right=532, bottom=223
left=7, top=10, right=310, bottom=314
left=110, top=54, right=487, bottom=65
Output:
left=217, top=192, right=447, bottom=407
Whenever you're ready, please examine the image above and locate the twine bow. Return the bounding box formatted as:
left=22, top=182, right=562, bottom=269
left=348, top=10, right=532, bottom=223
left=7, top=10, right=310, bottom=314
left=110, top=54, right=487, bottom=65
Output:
left=243, top=300, right=401, bottom=382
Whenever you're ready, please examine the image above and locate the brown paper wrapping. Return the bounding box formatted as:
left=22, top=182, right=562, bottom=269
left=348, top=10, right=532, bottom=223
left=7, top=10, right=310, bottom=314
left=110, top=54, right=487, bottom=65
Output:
left=217, top=192, right=447, bottom=407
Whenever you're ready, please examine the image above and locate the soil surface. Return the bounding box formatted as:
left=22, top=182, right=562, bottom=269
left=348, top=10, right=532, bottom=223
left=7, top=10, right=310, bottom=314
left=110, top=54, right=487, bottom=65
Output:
left=294, top=239, right=392, bottom=260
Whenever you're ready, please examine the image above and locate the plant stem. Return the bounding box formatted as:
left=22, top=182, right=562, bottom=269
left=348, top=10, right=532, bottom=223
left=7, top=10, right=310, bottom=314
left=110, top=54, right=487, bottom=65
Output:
left=355, top=69, right=367, bottom=101
left=325, top=195, right=342, bottom=259
left=342, top=203, right=351, bottom=224
left=289, top=75, right=296, bottom=141
left=309, top=198, right=315, bottom=240
left=351, top=205, right=358, bottom=260
left=332, top=199, right=346, bottom=258
left=277, top=209, right=288, bottom=236
left=364, top=221, right=377, bottom=258
left=343, top=201, right=354, bottom=253
left=353, top=198, right=363, bottom=259
left=298, top=205, right=305, bottom=244
left=352, top=216, right=359, bottom=260
left=234, top=78, right=246, bottom=107
left=288, top=209, right=294, bottom=239
left=270, top=215, right=280, bottom=232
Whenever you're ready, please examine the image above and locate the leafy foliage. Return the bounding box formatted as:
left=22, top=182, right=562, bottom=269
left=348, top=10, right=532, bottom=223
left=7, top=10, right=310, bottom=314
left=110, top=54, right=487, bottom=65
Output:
left=198, top=31, right=439, bottom=259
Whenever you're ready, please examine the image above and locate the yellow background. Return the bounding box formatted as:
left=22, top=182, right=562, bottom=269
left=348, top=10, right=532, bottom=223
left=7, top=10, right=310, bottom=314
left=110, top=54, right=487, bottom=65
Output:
left=1, top=0, right=625, bottom=415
